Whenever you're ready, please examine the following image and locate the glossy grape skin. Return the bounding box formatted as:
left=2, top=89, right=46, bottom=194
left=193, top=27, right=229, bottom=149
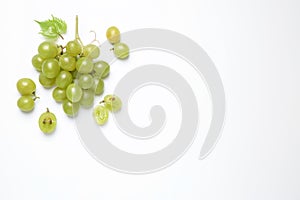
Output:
left=66, top=83, right=83, bottom=103
left=66, top=40, right=82, bottom=57
left=38, top=108, right=57, bottom=134
left=59, top=54, right=76, bottom=71
left=95, top=79, right=104, bottom=95
left=16, top=78, right=36, bottom=95
left=39, top=73, right=56, bottom=88
left=83, top=44, right=100, bottom=59
left=93, top=105, right=109, bottom=125
left=62, top=100, right=80, bottom=117
left=42, top=58, right=60, bottom=78
left=113, top=43, right=129, bottom=59
left=17, top=96, right=34, bottom=112
left=93, top=61, right=110, bottom=79
left=106, top=26, right=120, bottom=44
left=38, top=41, right=58, bottom=58
left=104, top=94, right=122, bottom=112
left=32, top=54, right=44, bottom=71
left=52, top=87, right=66, bottom=102
left=55, top=71, right=73, bottom=89
left=80, top=89, right=94, bottom=108
left=78, top=74, right=94, bottom=89
left=76, top=57, right=93, bottom=74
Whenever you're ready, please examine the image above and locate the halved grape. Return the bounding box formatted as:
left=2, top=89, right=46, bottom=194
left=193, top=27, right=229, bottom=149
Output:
left=32, top=54, right=45, bottom=71
left=113, top=43, right=129, bottom=59
left=83, top=44, right=100, bottom=59
left=17, top=96, right=35, bottom=112
left=16, top=78, right=36, bottom=95
left=93, top=61, right=110, bottom=79
left=38, top=41, right=58, bottom=58
left=103, top=94, right=122, bottom=112
left=76, top=57, right=93, bottom=74
left=93, top=105, right=109, bottom=125
left=62, top=100, right=80, bottom=117
left=52, top=87, right=66, bottom=102
left=66, top=83, right=83, bottom=103
left=42, top=58, right=60, bottom=78
left=38, top=108, right=56, bottom=134
left=66, top=40, right=82, bottom=57
left=55, top=71, right=73, bottom=89
left=39, top=73, right=56, bottom=88
left=59, top=54, right=76, bottom=71
left=78, top=74, right=94, bottom=89
left=106, top=26, right=120, bottom=44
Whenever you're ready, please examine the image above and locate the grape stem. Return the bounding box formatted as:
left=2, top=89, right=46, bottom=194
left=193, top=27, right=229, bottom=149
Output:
left=89, top=30, right=101, bottom=46
left=32, top=91, right=40, bottom=101
left=99, top=100, right=105, bottom=104
left=75, top=15, right=84, bottom=53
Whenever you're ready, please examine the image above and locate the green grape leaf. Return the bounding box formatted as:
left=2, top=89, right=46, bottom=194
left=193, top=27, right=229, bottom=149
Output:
left=35, top=15, right=67, bottom=40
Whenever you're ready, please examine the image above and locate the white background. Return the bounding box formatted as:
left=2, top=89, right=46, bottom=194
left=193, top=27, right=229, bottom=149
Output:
left=1, top=0, right=300, bottom=199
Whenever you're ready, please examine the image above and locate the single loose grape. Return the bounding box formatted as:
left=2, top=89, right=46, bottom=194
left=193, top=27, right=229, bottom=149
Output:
left=66, top=40, right=82, bottom=57
left=17, top=96, right=35, bottom=112
left=55, top=71, right=73, bottom=89
left=39, top=73, right=56, bottom=88
left=103, top=94, right=122, bottom=112
left=38, top=41, right=58, bottom=58
left=83, top=44, right=100, bottom=59
left=80, top=89, right=95, bottom=108
left=113, top=43, right=129, bottom=59
left=32, top=54, right=45, bottom=71
left=52, top=87, right=66, bottom=102
left=16, top=78, right=36, bottom=95
left=95, top=79, right=104, bottom=95
left=42, top=58, right=60, bottom=78
left=59, top=54, right=76, bottom=71
left=93, top=61, right=110, bottom=79
left=106, top=26, right=120, bottom=44
left=78, top=74, right=94, bottom=89
left=62, top=100, right=80, bottom=117
left=76, top=57, right=93, bottom=74
left=66, top=83, right=83, bottom=103
left=38, top=108, right=57, bottom=134
left=93, top=105, right=109, bottom=125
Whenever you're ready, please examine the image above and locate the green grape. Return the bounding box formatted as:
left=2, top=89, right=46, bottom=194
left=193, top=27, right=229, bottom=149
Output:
left=66, top=83, right=83, bottom=103
left=39, top=73, right=56, bottom=88
left=55, top=71, right=73, bottom=89
left=38, top=108, right=56, bottom=134
left=59, top=54, right=76, bottom=71
left=52, top=87, right=66, bottom=102
left=71, top=70, right=78, bottom=79
left=93, top=105, right=109, bottom=125
left=103, top=94, right=122, bottom=112
left=38, top=41, right=58, bottom=58
left=66, top=40, right=82, bottom=57
left=32, top=54, right=45, bottom=71
left=80, top=89, right=95, bottom=108
left=16, top=78, right=36, bottom=95
left=113, top=43, right=129, bottom=59
left=106, top=26, right=120, bottom=44
left=93, top=61, right=110, bottom=79
left=78, top=74, right=94, bottom=89
left=95, top=79, right=104, bottom=95
left=42, top=58, right=60, bottom=78
left=83, top=44, right=100, bottom=59
left=62, top=100, right=80, bottom=117
left=76, top=57, right=93, bottom=74
left=17, top=96, right=35, bottom=112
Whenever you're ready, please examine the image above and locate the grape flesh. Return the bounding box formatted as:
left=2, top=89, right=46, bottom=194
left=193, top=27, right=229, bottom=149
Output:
left=17, top=96, right=34, bottom=112
left=93, top=61, right=110, bottom=79
left=106, top=26, right=120, bottom=44
left=39, top=73, right=56, bottom=88
left=93, top=105, right=109, bottom=125
left=52, top=87, right=66, bottom=102
left=66, top=83, right=83, bottom=103
left=76, top=57, right=93, bottom=74
left=103, top=94, right=122, bottom=112
left=59, top=54, right=76, bottom=71
left=38, top=108, right=57, bottom=134
left=38, top=41, right=58, bottom=58
left=113, top=43, right=129, bottom=59
left=32, top=54, right=45, bottom=71
left=17, top=78, right=36, bottom=95
left=78, top=74, right=94, bottom=89
left=55, top=71, right=73, bottom=89
left=62, top=100, right=80, bottom=117
left=83, top=44, right=100, bottom=59
left=42, top=58, right=60, bottom=78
